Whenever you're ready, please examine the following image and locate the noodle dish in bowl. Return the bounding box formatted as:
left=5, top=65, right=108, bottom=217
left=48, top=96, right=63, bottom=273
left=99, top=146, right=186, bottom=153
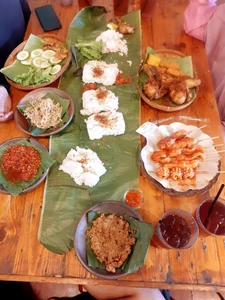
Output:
left=14, top=87, right=74, bottom=137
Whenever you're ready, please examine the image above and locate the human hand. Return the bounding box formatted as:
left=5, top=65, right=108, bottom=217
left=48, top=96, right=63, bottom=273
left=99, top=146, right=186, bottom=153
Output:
left=0, top=86, right=13, bottom=122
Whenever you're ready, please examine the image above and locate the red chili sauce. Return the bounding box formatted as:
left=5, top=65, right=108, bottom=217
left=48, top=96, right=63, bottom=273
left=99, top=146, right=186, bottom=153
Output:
left=199, top=200, right=225, bottom=235
left=125, top=190, right=143, bottom=208
left=0, top=145, right=41, bottom=184
left=82, top=83, right=97, bottom=94
left=114, top=73, right=132, bottom=85
left=160, top=214, right=191, bottom=248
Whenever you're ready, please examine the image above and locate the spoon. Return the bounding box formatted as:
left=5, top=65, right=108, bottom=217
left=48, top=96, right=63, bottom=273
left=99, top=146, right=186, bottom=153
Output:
left=71, top=45, right=83, bottom=77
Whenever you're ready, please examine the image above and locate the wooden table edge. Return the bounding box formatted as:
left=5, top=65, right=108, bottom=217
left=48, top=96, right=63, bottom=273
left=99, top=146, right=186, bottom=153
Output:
left=1, top=274, right=225, bottom=292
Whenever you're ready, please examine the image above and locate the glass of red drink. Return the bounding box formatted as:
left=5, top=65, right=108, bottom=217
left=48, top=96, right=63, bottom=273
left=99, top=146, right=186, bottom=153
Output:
left=196, top=197, right=225, bottom=236
left=155, top=209, right=199, bottom=250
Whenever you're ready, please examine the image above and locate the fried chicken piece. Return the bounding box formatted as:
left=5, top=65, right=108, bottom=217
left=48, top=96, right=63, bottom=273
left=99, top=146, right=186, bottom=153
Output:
left=185, top=78, right=201, bottom=89
left=168, top=80, right=190, bottom=105
left=115, top=16, right=135, bottom=34
left=86, top=213, right=135, bottom=273
left=143, top=78, right=160, bottom=100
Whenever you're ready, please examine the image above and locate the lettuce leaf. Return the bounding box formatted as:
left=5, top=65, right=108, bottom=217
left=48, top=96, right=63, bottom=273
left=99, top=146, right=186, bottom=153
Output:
left=75, top=39, right=103, bottom=60
left=14, top=67, right=54, bottom=86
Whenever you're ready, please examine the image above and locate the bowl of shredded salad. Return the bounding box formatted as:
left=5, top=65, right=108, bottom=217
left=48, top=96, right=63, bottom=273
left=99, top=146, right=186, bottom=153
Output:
left=14, top=87, right=74, bottom=137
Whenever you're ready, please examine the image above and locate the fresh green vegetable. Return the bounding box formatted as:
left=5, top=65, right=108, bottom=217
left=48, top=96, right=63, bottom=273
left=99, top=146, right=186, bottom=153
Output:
left=14, top=67, right=54, bottom=86
left=75, top=39, right=103, bottom=60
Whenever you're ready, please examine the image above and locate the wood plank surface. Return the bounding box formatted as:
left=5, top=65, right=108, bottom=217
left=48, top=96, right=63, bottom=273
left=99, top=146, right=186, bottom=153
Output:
left=1, top=0, right=225, bottom=292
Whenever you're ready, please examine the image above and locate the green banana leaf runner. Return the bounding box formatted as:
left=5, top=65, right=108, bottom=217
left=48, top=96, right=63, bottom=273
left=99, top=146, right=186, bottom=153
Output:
left=38, top=7, right=142, bottom=254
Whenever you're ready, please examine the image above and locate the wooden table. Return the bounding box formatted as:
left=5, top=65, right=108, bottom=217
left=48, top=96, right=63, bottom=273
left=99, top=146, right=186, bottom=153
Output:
left=1, top=0, right=225, bottom=292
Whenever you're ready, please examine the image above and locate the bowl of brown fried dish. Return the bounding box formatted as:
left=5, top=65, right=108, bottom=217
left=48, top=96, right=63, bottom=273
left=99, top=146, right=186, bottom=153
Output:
left=74, top=201, right=154, bottom=279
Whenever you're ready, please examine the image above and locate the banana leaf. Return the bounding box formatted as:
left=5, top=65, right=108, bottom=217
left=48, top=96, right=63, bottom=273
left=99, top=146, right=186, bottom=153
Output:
left=38, top=7, right=142, bottom=254
left=0, top=34, right=69, bottom=86
left=0, top=139, right=55, bottom=197
left=86, top=212, right=154, bottom=274
left=16, top=92, right=70, bottom=136
left=138, top=47, right=195, bottom=107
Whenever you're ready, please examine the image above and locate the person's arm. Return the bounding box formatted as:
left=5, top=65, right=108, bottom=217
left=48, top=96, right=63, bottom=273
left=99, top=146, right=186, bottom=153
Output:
left=0, top=85, right=13, bottom=122
left=184, top=0, right=217, bottom=41
left=19, top=0, right=31, bottom=26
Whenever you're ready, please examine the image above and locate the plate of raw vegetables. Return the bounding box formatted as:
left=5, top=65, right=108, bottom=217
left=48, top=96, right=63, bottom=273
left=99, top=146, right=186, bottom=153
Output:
left=0, top=34, right=71, bottom=90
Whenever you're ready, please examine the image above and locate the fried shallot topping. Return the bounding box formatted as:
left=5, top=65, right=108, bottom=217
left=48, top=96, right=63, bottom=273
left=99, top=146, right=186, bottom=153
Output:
left=86, top=213, right=136, bottom=273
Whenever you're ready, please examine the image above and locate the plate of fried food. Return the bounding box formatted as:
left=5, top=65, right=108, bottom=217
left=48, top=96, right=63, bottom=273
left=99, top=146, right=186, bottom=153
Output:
left=137, top=48, right=201, bottom=112
left=14, top=87, right=74, bottom=137
left=0, top=138, right=55, bottom=197
left=74, top=201, right=154, bottom=279
left=138, top=122, right=221, bottom=197
left=0, top=34, right=71, bottom=90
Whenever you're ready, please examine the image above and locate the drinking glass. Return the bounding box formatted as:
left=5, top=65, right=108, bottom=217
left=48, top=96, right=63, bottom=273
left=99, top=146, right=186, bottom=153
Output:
left=196, top=197, right=225, bottom=237
left=155, top=209, right=199, bottom=250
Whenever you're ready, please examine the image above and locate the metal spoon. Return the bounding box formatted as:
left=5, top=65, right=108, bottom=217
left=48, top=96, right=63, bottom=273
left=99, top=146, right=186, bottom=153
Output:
left=71, top=45, right=83, bottom=77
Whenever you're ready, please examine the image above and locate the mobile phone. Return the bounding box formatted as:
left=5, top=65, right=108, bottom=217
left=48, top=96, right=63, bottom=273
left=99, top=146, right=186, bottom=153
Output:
left=35, top=5, right=62, bottom=32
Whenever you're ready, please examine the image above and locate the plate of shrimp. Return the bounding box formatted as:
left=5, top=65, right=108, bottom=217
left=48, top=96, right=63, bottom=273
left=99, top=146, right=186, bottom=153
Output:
left=136, top=48, right=201, bottom=112
left=139, top=122, right=221, bottom=196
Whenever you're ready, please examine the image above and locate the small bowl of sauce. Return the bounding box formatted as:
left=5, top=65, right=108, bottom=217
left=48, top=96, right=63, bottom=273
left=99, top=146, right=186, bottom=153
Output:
left=155, top=209, right=199, bottom=250
left=123, top=188, right=144, bottom=209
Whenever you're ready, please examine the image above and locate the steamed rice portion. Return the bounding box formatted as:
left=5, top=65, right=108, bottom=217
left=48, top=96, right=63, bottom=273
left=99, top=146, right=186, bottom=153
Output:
left=82, top=60, right=119, bottom=86
left=96, top=29, right=128, bottom=56
left=85, top=111, right=125, bottom=140
left=58, top=147, right=107, bottom=187
left=80, top=87, right=119, bottom=116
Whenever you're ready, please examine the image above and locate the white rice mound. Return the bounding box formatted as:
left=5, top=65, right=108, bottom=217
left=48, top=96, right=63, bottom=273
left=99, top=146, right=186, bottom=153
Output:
left=80, top=87, right=119, bottom=116
left=82, top=60, right=119, bottom=86
left=58, top=147, right=107, bottom=187
left=96, top=29, right=128, bottom=56
left=85, top=111, right=126, bottom=140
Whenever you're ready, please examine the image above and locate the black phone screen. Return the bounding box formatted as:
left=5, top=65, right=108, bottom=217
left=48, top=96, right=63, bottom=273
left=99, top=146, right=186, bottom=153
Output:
left=35, top=5, right=62, bottom=32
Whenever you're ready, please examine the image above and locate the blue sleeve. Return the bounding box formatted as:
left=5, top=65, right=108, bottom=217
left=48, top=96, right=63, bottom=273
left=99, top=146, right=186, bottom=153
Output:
left=19, top=0, right=31, bottom=26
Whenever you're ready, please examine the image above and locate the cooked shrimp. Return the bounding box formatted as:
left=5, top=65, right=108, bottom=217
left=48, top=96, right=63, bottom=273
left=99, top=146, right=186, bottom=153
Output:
left=170, top=130, right=187, bottom=140
left=163, top=159, right=201, bottom=169
left=165, top=137, right=197, bottom=150
left=157, top=136, right=176, bottom=150
left=181, top=145, right=204, bottom=155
